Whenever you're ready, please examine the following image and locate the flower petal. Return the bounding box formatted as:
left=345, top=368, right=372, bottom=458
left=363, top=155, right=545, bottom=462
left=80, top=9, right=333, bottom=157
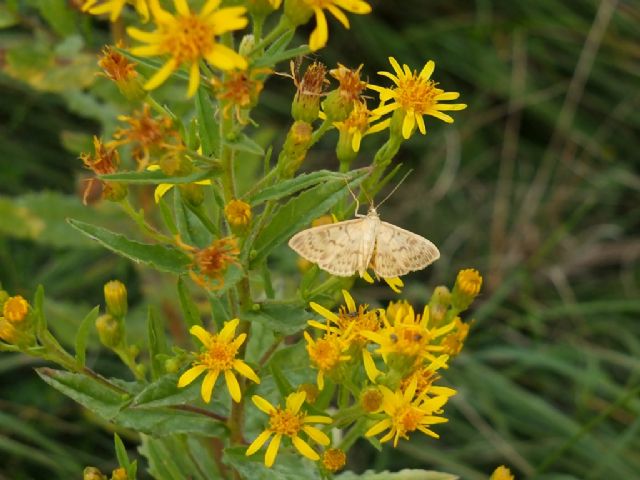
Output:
left=303, top=415, right=333, bottom=424
left=342, top=290, right=356, bottom=313
left=252, top=395, right=276, bottom=414
left=246, top=430, right=271, bottom=456
left=365, top=418, right=391, bottom=437
left=187, top=62, right=200, bottom=98
left=189, top=325, right=212, bottom=346
left=302, top=426, right=330, bottom=445
left=309, top=302, right=340, bottom=323
left=292, top=436, right=320, bottom=461
left=233, top=359, right=260, bottom=383
left=402, top=110, right=416, bottom=139
left=419, top=60, right=435, bottom=80
left=201, top=370, right=219, bottom=403
left=224, top=370, right=241, bottom=402
left=144, top=58, right=178, bottom=91
left=219, top=318, right=239, bottom=340
left=309, top=9, right=328, bottom=51
left=154, top=183, right=174, bottom=203
left=327, top=5, right=350, bottom=28
left=265, top=433, right=281, bottom=467
left=205, top=43, right=247, bottom=70
left=286, top=391, right=306, bottom=413
left=177, top=364, right=207, bottom=387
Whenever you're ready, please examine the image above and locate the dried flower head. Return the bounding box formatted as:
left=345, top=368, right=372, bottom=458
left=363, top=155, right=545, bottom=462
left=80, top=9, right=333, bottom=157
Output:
left=191, top=237, right=240, bottom=290
left=322, top=448, right=346, bottom=472
left=212, top=68, right=269, bottom=123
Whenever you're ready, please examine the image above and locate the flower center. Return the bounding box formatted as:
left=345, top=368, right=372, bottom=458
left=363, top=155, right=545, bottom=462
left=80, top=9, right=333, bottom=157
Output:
left=163, top=14, right=215, bottom=64
left=269, top=408, right=304, bottom=436
left=394, top=405, right=423, bottom=435
left=308, top=336, right=342, bottom=371
left=199, top=340, right=238, bottom=371
left=389, top=325, right=430, bottom=356
left=396, top=76, right=442, bottom=114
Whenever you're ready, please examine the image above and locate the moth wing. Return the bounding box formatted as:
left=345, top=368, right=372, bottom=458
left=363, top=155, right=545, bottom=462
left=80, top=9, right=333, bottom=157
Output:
left=371, top=221, right=440, bottom=277
left=288, top=219, right=369, bottom=277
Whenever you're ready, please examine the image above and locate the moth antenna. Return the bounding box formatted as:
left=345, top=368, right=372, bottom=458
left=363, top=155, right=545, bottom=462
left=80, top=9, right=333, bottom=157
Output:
left=343, top=177, right=361, bottom=216
left=376, top=170, right=413, bottom=208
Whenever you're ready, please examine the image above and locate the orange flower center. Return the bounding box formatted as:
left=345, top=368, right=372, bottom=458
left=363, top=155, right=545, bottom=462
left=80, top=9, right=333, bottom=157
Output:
left=199, top=339, right=238, bottom=371
left=307, top=336, right=342, bottom=371
left=163, top=14, right=216, bottom=64
left=394, top=405, right=423, bottom=435
left=396, top=76, right=442, bottom=115
left=269, top=408, right=304, bottom=436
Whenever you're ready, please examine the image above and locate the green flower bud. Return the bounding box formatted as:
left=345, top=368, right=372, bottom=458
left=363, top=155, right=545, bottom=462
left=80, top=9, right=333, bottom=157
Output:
left=104, top=280, right=128, bottom=319
left=83, top=467, right=107, bottom=480
left=102, top=182, right=128, bottom=202
left=96, top=314, right=123, bottom=348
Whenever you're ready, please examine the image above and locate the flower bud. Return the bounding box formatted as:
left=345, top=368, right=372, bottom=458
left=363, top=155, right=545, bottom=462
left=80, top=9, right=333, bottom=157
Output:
left=104, top=280, right=128, bottom=318
left=291, top=62, right=327, bottom=123
left=98, top=46, right=146, bottom=102
left=451, top=269, right=482, bottom=311
left=284, top=0, right=313, bottom=26
left=322, top=448, right=346, bottom=472
left=3, top=295, right=29, bottom=324
left=224, top=199, right=252, bottom=229
left=490, top=465, right=515, bottom=480
left=360, top=387, right=383, bottom=413
left=297, top=383, right=319, bottom=404
left=111, top=467, right=128, bottom=480
left=0, top=317, right=35, bottom=348
left=83, top=466, right=107, bottom=480
left=102, top=182, right=128, bottom=202
left=165, top=357, right=180, bottom=373
left=96, top=314, right=123, bottom=348
left=280, top=121, right=313, bottom=177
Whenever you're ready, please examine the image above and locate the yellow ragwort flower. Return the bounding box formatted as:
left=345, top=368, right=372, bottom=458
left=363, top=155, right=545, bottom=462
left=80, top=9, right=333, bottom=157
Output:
left=127, top=0, right=248, bottom=97
left=452, top=268, right=483, bottom=310
left=399, top=355, right=453, bottom=396
left=189, top=237, right=240, bottom=290
left=82, top=0, right=149, bottom=22
left=333, top=100, right=389, bottom=152
left=224, top=199, right=252, bottom=228
left=370, top=57, right=467, bottom=139
left=322, top=448, right=346, bottom=472
left=212, top=68, right=269, bottom=123
left=302, top=0, right=372, bottom=51
left=246, top=391, right=332, bottom=467
left=440, top=317, right=470, bottom=356
left=3, top=295, right=29, bottom=324
left=490, top=465, right=515, bottom=480
left=365, top=377, right=451, bottom=447
left=304, top=331, right=350, bottom=390
left=177, top=320, right=260, bottom=403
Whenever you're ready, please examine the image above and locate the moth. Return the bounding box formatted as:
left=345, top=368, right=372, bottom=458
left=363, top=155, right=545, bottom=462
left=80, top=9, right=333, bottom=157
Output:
left=288, top=206, right=440, bottom=278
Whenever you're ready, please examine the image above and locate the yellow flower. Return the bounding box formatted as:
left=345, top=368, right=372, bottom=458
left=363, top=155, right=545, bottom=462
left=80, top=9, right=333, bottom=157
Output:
left=309, top=290, right=383, bottom=382
left=490, top=465, right=515, bottom=480
left=246, top=391, right=332, bottom=467
left=103, top=280, right=128, bottom=318
left=127, top=0, right=248, bottom=97
left=177, top=320, right=260, bottom=403
left=189, top=237, right=240, bottom=290
left=82, top=0, right=149, bottom=22
left=365, top=378, right=451, bottom=447
left=399, top=356, right=453, bottom=396
left=333, top=100, right=389, bottom=153
left=440, top=317, right=470, bottom=356
left=361, top=270, right=404, bottom=294
left=98, top=45, right=146, bottom=101
left=452, top=268, right=482, bottom=310
left=224, top=199, right=252, bottom=228
left=304, top=331, right=350, bottom=390
left=322, top=448, right=346, bottom=472
left=370, top=57, right=467, bottom=139
left=3, top=295, right=29, bottom=324
left=302, top=0, right=372, bottom=51
left=146, top=164, right=212, bottom=203
left=212, top=68, right=270, bottom=123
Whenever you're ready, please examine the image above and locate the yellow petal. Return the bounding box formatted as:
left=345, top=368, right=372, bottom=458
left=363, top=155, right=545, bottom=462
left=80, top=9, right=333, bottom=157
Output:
left=177, top=364, right=207, bottom=387
left=224, top=370, right=241, bottom=402
left=200, top=0, right=222, bottom=17
left=436, top=91, right=460, bottom=101
left=201, top=370, right=219, bottom=403
left=317, top=371, right=324, bottom=391
left=286, top=391, right=306, bottom=413
left=388, top=57, right=403, bottom=78
left=189, top=325, right=212, bottom=346
left=292, top=436, right=319, bottom=461
left=419, top=60, right=435, bottom=80
left=352, top=131, right=362, bottom=152
left=365, top=418, right=391, bottom=437
left=246, top=430, right=271, bottom=456
left=415, top=114, right=426, bottom=135
left=219, top=318, right=239, bottom=340
left=309, top=9, right=328, bottom=51
left=303, top=415, right=333, bottom=424
left=433, top=103, right=467, bottom=111
left=341, top=290, right=356, bottom=313
left=326, top=5, right=350, bottom=28
left=303, top=426, right=330, bottom=445
left=144, top=58, right=179, bottom=91
left=204, top=43, right=247, bottom=70
left=252, top=395, right=275, bottom=415
left=335, top=0, right=371, bottom=14
left=264, top=433, right=281, bottom=467
left=233, top=359, right=260, bottom=383
left=207, top=7, right=248, bottom=34
left=187, top=62, right=200, bottom=98
left=402, top=111, right=415, bottom=139
left=173, top=0, right=190, bottom=16
left=362, top=349, right=380, bottom=382
left=154, top=184, right=174, bottom=203
left=309, top=302, right=340, bottom=323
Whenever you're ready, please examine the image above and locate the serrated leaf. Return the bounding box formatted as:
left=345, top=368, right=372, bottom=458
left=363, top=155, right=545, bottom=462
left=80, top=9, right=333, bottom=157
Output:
left=147, top=306, right=168, bottom=379
left=336, top=470, right=459, bottom=480
left=251, top=168, right=368, bottom=266
left=75, top=306, right=99, bottom=367
left=247, top=170, right=348, bottom=205
left=177, top=277, right=202, bottom=328
left=243, top=302, right=311, bottom=335
left=224, top=446, right=321, bottom=480
left=36, top=368, right=129, bottom=419
left=224, top=133, right=265, bottom=156
left=68, top=219, right=191, bottom=274
left=115, top=406, right=227, bottom=437
left=100, top=167, right=221, bottom=184
left=195, top=89, right=220, bottom=156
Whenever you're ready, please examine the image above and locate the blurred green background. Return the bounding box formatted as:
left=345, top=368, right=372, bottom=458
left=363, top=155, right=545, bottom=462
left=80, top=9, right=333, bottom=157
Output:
left=1, top=0, right=639, bottom=478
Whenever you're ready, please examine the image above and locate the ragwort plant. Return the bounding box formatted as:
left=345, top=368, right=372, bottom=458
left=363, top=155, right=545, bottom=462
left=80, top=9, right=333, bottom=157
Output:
left=0, top=0, right=512, bottom=478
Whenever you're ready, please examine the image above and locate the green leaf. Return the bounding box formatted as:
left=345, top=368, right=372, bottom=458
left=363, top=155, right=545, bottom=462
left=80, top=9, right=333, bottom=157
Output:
left=224, top=446, right=321, bottom=480
left=116, top=406, right=227, bottom=437
left=34, top=284, right=46, bottom=334
left=36, top=368, right=129, bottom=419
left=336, top=470, right=459, bottom=480
left=177, top=277, right=202, bottom=328
left=114, top=433, right=131, bottom=471
left=251, top=168, right=368, bottom=266
left=100, top=167, right=221, bottom=184
left=140, top=435, right=214, bottom=480
left=68, top=219, right=191, bottom=274
left=75, top=306, right=99, bottom=367
left=147, top=306, right=168, bottom=379
left=36, top=0, right=78, bottom=36
left=243, top=302, right=311, bottom=335
left=254, top=45, right=311, bottom=68
left=195, top=89, right=220, bottom=156
left=224, top=133, right=265, bottom=156
left=247, top=170, right=349, bottom=206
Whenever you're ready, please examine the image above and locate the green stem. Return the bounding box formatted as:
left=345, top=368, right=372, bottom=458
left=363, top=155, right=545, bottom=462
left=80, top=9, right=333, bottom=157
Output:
left=310, top=119, right=333, bottom=146
left=120, top=198, right=173, bottom=244
left=338, top=418, right=369, bottom=451
left=249, top=17, right=293, bottom=56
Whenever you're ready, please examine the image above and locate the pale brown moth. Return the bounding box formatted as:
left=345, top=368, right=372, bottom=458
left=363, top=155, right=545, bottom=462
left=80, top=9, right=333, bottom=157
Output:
left=288, top=205, right=440, bottom=278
